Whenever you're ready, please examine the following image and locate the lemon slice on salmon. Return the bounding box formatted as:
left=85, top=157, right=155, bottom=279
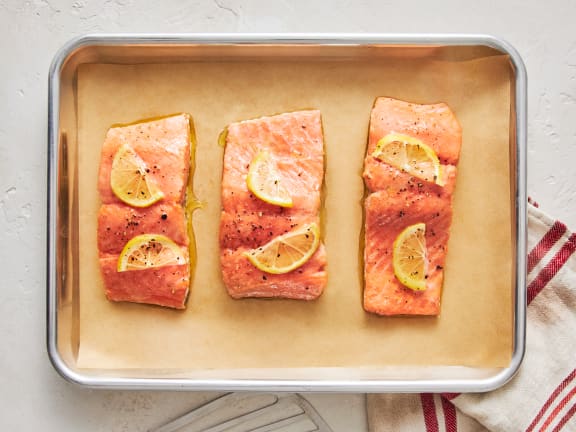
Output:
left=110, top=144, right=164, bottom=207
left=246, top=150, right=293, bottom=208
left=118, top=234, right=186, bottom=272
left=372, top=133, right=444, bottom=186
left=393, top=223, right=427, bottom=291
left=245, top=223, right=320, bottom=274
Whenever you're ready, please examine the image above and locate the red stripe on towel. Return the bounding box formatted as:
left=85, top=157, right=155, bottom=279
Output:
left=551, top=403, right=576, bottom=432
left=526, top=368, right=576, bottom=432
left=527, top=221, right=567, bottom=273
left=420, top=394, right=439, bottom=432
left=441, top=396, right=458, bottom=432
left=527, top=234, right=576, bottom=305
left=541, top=387, right=576, bottom=431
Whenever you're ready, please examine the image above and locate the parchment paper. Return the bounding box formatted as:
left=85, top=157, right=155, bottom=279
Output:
left=77, top=53, right=512, bottom=370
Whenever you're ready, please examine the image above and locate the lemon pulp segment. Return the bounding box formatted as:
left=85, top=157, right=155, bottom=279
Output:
left=246, top=150, right=293, bottom=208
left=392, top=222, right=427, bottom=291
left=245, top=223, right=320, bottom=274
left=110, top=144, right=164, bottom=207
left=372, top=133, right=444, bottom=186
left=117, top=234, right=187, bottom=272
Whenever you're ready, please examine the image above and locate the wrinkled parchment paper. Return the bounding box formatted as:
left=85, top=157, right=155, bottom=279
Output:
left=77, top=51, right=513, bottom=370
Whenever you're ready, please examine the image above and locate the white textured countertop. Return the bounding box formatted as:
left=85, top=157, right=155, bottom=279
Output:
left=1, top=1, right=575, bottom=430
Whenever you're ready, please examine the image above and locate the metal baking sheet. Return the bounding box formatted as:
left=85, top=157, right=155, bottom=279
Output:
left=47, top=34, right=527, bottom=392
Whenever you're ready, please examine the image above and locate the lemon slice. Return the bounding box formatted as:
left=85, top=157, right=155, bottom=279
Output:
left=117, top=234, right=186, bottom=272
left=246, top=150, right=293, bottom=208
left=393, top=223, right=427, bottom=291
left=372, top=133, right=444, bottom=186
left=110, top=144, right=164, bottom=207
left=245, top=223, right=320, bottom=274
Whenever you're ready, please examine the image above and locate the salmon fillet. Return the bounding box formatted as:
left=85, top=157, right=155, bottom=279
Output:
left=221, top=111, right=324, bottom=214
left=97, top=114, right=194, bottom=309
left=98, top=203, right=188, bottom=255
left=98, top=114, right=191, bottom=205
left=99, top=256, right=189, bottom=310
left=220, top=111, right=327, bottom=299
left=363, top=97, right=462, bottom=316
left=220, top=210, right=312, bottom=251
left=220, top=246, right=327, bottom=300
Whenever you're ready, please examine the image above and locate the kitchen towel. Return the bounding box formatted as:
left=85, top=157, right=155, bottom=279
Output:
left=367, top=201, right=576, bottom=432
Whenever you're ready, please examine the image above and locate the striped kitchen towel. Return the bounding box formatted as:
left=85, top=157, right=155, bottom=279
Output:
left=367, top=201, right=576, bottom=432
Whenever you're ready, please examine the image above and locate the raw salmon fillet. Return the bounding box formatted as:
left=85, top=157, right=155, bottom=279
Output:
left=98, top=114, right=191, bottom=205
left=220, top=111, right=327, bottom=299
left=97, top=114, right=194, bottom=309
left=99, top=255, right=190, bottom=310
left=98, top=203, right=188, bottom=255
left=363, top=97, right=462, bottom=316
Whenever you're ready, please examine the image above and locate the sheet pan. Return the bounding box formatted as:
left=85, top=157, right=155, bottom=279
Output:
left=47, top=34, right=527, bottom=392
